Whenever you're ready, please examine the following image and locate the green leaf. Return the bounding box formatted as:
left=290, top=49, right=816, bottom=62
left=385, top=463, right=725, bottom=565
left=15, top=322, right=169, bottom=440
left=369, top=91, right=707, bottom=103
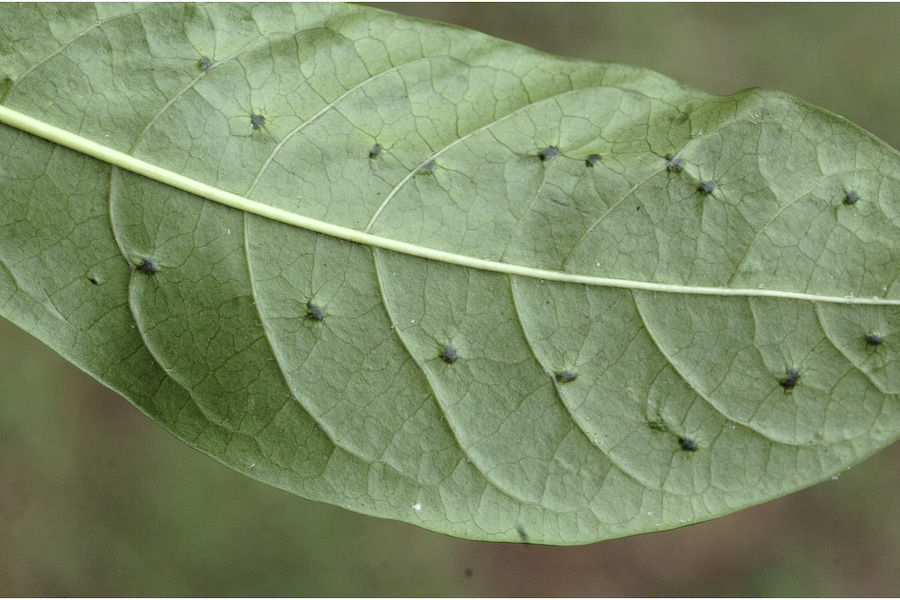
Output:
left=0, top=3, right=897, bottom=545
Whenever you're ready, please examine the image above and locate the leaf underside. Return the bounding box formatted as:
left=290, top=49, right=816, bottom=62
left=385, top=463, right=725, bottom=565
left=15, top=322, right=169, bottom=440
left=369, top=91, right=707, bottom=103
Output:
left=0, top=3, right=897, bottom=544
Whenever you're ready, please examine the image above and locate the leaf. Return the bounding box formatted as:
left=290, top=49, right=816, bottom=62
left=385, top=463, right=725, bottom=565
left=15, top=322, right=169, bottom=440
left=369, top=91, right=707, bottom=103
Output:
left=0, top=3, right=897, bottom=545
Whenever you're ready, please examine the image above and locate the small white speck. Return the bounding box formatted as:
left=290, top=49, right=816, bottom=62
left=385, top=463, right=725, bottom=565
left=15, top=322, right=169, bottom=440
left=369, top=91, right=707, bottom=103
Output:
left=412, top=502, right=422, bottom=511
left=226, top=228, right=231, bottom=234
left=248, top=462, right=256, bottom=469
left=596, top=262, right=601, bottom=267
left=831, top=475, right=839, bottom=481
left=410, top=319, right=415, bottom=324
left=758, top=283, right=764, bottom=289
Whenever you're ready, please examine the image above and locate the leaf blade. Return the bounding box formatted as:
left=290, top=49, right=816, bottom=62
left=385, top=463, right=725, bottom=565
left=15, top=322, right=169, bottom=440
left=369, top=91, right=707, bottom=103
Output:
left=0, top=3, right=897, bottom=544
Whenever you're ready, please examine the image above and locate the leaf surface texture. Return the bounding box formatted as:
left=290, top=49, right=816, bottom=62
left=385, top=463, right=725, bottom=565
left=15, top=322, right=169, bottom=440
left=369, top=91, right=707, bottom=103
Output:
left=0, top=3, right=897, bottom=544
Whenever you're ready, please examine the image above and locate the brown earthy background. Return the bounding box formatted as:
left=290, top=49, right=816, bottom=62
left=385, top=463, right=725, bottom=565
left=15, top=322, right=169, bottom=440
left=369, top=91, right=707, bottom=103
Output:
left=2, top=3, right=898, bottom=596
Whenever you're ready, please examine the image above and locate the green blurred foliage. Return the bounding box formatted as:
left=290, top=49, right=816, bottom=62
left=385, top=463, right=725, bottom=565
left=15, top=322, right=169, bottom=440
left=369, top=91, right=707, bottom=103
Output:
left=1, top=3, right=898, bottom=596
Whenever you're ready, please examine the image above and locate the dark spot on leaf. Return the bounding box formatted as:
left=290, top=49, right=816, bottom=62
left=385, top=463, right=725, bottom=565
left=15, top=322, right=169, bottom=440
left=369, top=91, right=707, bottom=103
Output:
left=198, top=56, right=212, bottom=71
left=665, top=154, right=684, bottom=173
left=89, top=276, right=100, bottom=285
left=636, top=205, right=641, bottom=211
left=556, top=370, right=577, bottom=383
left=780, top=367, right=800, bottom=389
left=515, top=524, right=530, bottom=543
left=418, top=160, right=435, bottom=173
left=440, top=344, right=458, bottom=364
left=586, top=153, right=602, bottom=166
left=138, top=257, right=158, bottom=274
left=306, top=301, right=324, bottom=321
left=679, top=436, right=697, bottom=451
left=698, top=181, right=716, bottom=195
left=464, top=567, right=473, bottom=578
left=866, top=333, right=883, bottom=346
left=250, top=114, right=266, bottom=130
left=369, top=144, right=382, bottom=158
left=844, top=190, right=859, bottom=205
left=549, top=197, right=569, bottom=208
left=539, top=146, right=561, bottom=161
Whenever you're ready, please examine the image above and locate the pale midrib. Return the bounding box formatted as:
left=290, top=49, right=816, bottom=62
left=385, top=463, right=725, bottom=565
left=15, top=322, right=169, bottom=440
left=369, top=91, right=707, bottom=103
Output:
left=1, top=104, right=896, bottom=307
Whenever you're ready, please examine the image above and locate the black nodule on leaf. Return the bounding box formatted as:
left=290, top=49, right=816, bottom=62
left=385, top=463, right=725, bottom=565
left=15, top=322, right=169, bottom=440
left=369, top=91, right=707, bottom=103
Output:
left=418, top=160, right=435, bottom=173
left=369, top=144, right=382, bottom=158
left=844, top=190, right=859, bottom=205
left=556, top=370, right=577, bottom=383
left=138, top=257, right=158, bottom=274
left=89, top=276, right=100, bottom=285
left=780, top=367, right=801, bottom=389
left=198, top=56, right=212, bottom=71
left=539, top=146, right=561, bottom=161
left=250, top=113, right=267, bottom=130
left=698, top=180, right=716, bottom=195
left=440, top=344, right=458, bottom=364
left=306, top=301, right=325, bottom=321
left=665, top=154, right=684, bottom=173
left=585, top=153, right=602, bottom=166
left=866, top=333, right=884, bottom=346
left=679, top=436, right=698, bottom=451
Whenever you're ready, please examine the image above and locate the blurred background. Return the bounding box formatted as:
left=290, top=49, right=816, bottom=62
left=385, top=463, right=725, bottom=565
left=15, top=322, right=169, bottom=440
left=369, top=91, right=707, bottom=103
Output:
left=1, top=3, right=898, bottom=596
